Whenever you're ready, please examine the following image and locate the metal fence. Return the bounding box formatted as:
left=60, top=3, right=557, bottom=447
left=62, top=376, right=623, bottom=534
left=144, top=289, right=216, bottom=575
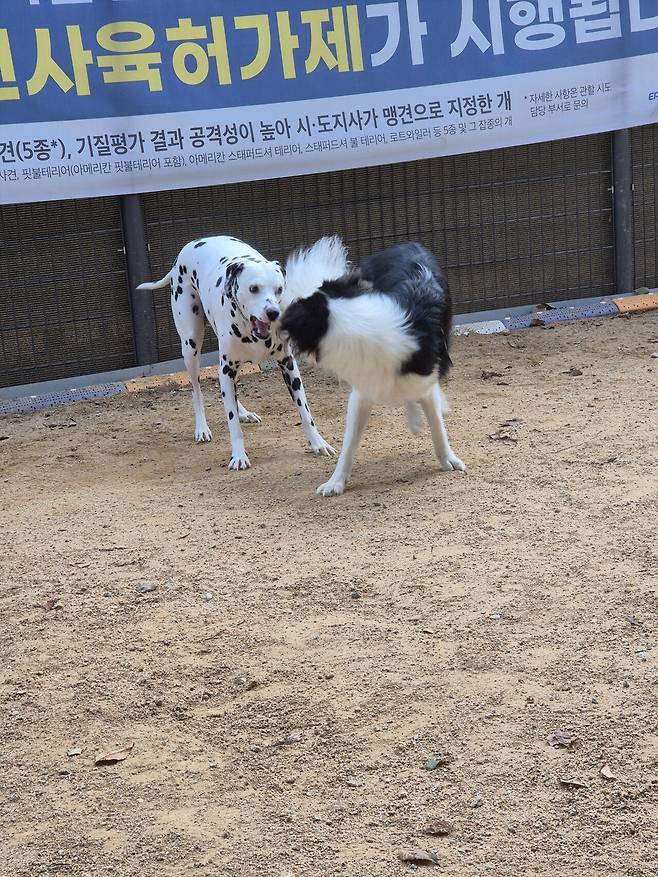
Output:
left=1, top=126, right=656, bottom=389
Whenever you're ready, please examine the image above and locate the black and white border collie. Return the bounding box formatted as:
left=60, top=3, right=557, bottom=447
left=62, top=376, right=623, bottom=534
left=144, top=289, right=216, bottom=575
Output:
left=280, top=241, right=466, bottom=496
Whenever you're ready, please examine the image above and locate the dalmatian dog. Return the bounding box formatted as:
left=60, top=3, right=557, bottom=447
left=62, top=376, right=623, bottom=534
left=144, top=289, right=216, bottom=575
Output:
left=137, top=235, right=343, bottom=470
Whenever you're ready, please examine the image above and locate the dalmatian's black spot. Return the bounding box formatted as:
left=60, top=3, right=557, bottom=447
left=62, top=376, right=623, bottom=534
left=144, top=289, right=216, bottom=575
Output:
left=241, top=336, right=252, bottom=344
left=310, top=420, right=315, bottom=427
left=222, top=353, right=227, bottom=360
left=276, top=344, right=283, bottom=353
left=286, top=358, right=295, bottom=371
left=216, top=277, right=222, bottom=287
left=228, top=411, right=234, bottom=420
left=181, top=265, right=187, bottom=274
left=194, top=241, right=207, bottom=248
left=230, top=309, right=235, bottom=318
left=192, top=305, right=199, bottom=314
left=191, top=294, right=195, bottom=300
left=265, top=338, right=272, bottom=349
left=221, top=391, right=225, bottom=398
left=184, top=339, right=188, bottom=346
left=189, top=339, right=197, bottom=349
left=231, top=324, right=242, bottom=338
left=222, top=365, right=236, bottom=379
left=305, top=403, right=309, bottom=411
left=297, top=398, right=302, bottom=406
left=291, top=377, right=301, bottom=392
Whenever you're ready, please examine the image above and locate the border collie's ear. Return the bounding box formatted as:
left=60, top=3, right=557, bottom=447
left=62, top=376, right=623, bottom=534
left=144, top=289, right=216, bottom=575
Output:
left=321, top=270, right=372, bottom=299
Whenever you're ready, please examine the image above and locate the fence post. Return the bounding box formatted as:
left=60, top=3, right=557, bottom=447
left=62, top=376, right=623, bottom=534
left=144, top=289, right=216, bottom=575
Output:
left=612, top=129, right=635, bottom=294
left=120, top=193, right=158, bottom=365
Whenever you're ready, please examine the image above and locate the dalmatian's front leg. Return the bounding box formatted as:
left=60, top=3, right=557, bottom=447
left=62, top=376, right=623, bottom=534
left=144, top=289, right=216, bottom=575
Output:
left=218, top=359, right=251, bottom=470
left=278, top=350, right=336, bottom=457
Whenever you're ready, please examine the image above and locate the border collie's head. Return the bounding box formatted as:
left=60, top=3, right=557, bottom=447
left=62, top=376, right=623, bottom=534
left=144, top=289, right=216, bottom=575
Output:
left=280, top=271, right=371, bottom=358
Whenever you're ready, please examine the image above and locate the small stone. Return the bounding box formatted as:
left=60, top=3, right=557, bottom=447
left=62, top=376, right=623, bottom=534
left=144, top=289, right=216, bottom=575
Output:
left=346, top=777, right=360, bottom=788
left=424, top=819, right=453, bottom=837
left=278, top=730, right=303, bottom=746
left=202, top=591, right=214, bottom=601
left=425, top=754, right=454, bottom=770
left=136, top=583, right=157, bottom=594
left=350, top=589, right=361, bottom=599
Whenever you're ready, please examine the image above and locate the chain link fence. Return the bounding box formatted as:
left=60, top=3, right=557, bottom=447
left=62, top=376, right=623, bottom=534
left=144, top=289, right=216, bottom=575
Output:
left=1, top=127, right=656, bottom=388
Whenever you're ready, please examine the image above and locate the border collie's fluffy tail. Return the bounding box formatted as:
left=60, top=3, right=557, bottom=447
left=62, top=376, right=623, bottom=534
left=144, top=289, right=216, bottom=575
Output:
left=136, top=272, right=172, bottom=291
left=282, top=235, right=349, bottom=309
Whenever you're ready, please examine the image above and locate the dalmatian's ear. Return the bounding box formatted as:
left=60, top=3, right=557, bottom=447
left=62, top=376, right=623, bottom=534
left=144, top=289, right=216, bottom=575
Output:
left=224, top=260, right=245, bottom=296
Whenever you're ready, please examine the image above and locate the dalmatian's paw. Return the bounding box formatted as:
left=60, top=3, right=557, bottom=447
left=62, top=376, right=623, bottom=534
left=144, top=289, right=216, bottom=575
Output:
left=309, top=436, right=336, bottom=457
left=316, top=477, right=346, bottom=497
left=239, top=409, right=261, bottom=424
left=438, top=451, right=466, bottom=472
left=194, top=426, right=213, bottom=443
left=228, top=452, right=251, bottom=471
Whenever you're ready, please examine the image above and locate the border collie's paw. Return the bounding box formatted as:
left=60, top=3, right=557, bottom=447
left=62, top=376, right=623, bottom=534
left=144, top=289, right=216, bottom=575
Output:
left=194, top=426, right=213, bottom=443
left=239, top=409, right=261, bottom=424
left=228, top=452, right=251, bottom=471
left=439, top=452, right=466, bottom=472
left=309, top=437, right=336, bottom=457
left=317, top=478, right=345, bottom=497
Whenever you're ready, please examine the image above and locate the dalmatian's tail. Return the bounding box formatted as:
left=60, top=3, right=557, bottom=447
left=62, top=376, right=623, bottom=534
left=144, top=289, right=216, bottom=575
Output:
left=136, top=271, right=173, bottom=292
left=282, top=235, right=350, bottom=310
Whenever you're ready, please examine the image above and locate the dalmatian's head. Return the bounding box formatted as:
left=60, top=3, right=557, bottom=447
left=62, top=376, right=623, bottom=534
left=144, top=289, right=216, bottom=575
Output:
left=224, top=257, right=285, bottom=341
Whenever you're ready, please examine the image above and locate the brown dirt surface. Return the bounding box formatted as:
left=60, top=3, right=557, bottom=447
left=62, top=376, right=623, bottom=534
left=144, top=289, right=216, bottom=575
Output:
left=1, top=314, right=657, bottom=877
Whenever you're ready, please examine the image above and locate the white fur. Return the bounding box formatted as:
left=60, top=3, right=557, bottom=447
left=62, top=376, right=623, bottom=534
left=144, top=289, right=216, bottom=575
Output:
left=282, top=235, right=350, bottom=310
left=318, top=294, right=428, bottom=404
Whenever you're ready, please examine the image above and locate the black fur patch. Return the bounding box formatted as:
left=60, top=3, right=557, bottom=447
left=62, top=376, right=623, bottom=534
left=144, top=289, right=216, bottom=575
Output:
left=194, top=240, right=207, bottom=248
left=192, top=305, right=199, bottom=314
left=231, top=323, right=242, bottom=338
left=321, top=271, right=371, bottom=299
left=291, top=377, right=301, bottom=392
left=189, top=339, right=196, bottom=349
left=360, top=242, right=453, bottom=378
left=279, top=291, right=330, bottom=360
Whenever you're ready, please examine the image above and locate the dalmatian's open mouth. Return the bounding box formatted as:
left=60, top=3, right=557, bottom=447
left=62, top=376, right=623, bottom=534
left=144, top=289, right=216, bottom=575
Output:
left=250, top=316, right=271, bottom=340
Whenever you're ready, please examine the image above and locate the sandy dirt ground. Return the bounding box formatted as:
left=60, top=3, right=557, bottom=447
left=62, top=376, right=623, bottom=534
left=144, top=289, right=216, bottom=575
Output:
left=1, top=314, right=657, bottom=877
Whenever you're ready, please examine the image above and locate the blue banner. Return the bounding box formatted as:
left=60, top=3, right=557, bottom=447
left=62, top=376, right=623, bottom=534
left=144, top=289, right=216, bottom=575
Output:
left=1, top=1, right=657, bottom=203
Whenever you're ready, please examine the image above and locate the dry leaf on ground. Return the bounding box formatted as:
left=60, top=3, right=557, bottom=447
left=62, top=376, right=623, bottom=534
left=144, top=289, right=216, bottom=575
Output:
left=547, top=730, right=581, bottom=751
left=94, top=743, right=134, bottom=766
left=398, top=848, right=440, bottom=866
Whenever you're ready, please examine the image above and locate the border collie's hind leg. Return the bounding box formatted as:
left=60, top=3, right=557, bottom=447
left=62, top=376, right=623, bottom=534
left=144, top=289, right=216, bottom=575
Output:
left=419, top=384, right=466, bottom=472
left=317, top=388, right=371, bottom=497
